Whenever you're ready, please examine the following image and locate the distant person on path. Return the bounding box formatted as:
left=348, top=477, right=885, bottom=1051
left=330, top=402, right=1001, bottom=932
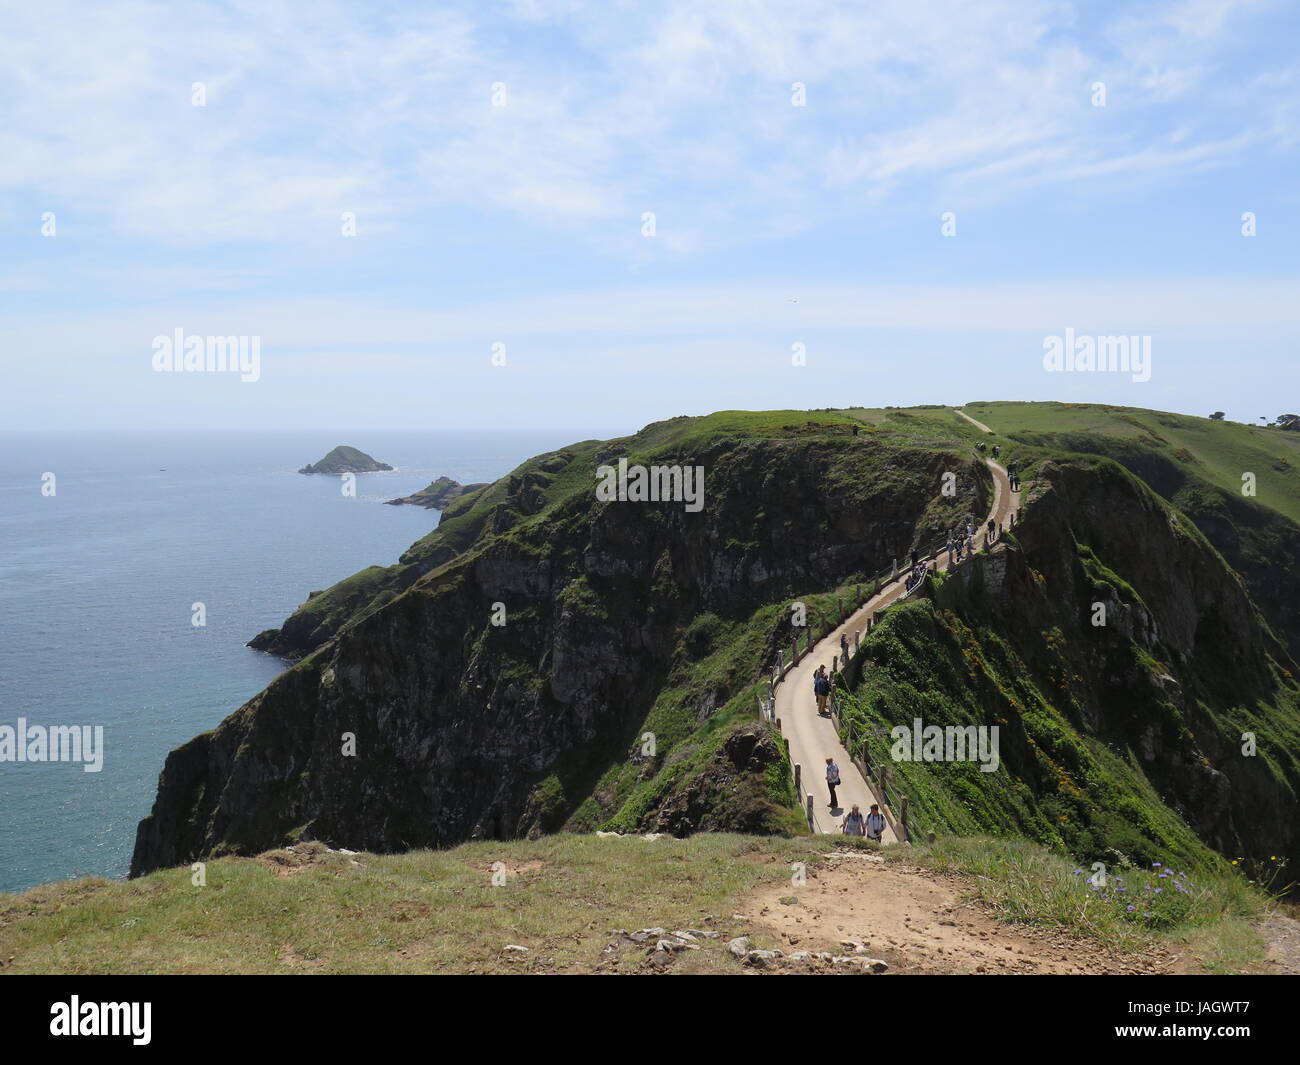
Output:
left=865, top=804, right=887, bottom=842
left=947, top=536, right=956, bottom=565
left=814, top=667, right=831, bottom=716
left=987, top=518, right=996, bottom=545
left=992, top=444, right=1000, bottom=459
left=825, top=757, right=841, bottom=809
left=842, top=804, right=866, bottom=837
left=840, top=632, right=849, bottom=665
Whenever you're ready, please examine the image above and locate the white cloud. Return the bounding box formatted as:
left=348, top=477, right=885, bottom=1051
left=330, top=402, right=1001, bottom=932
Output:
left=0, top=0, right=1292, bottom=251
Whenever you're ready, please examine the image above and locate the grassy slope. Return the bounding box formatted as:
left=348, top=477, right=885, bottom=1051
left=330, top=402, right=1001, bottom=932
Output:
left=0, top=834, right=1270, bottom=975
left=963, top=401, right=1300, bottom=525
left=254, top=408, right=993, bottom=839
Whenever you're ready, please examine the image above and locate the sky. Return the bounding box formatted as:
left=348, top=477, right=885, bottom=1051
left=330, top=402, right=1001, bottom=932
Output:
left=1, top=0, right=1297, bottom=432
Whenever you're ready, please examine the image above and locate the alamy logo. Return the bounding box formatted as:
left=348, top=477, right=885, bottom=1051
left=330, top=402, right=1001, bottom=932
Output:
left=151, top=328, right=261, bottom=382
left=50, top=997, right=151, bottom=1045
left=595, top=458, right=704, bottom=512
left=890, top=717, right=1000, bottom=773
left=1042, top=328, right=1151, bottom=383
left=0, top=718, right=104, bottom=772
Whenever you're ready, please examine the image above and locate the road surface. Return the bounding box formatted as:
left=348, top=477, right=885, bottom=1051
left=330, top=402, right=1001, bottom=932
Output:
left=772, top=417, right=1019, bottom=837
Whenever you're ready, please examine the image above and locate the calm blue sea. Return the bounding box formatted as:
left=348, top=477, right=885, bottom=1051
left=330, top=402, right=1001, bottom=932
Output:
left=0, top=430, right=595, bottom=894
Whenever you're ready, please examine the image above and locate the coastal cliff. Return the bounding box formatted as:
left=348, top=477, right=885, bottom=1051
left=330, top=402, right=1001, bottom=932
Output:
left=133, top=405, right=1300, bottom=885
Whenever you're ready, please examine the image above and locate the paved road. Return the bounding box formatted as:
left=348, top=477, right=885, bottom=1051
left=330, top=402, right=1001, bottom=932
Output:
left=772, top=419, right=1020, bottom=837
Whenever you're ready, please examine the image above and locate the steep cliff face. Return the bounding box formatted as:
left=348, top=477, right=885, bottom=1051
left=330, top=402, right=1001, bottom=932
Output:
left=1004, top=430, right=1300, bottom=661
left=134, top=405, right=1300, bottom=882
left=838, top=454, right=1300, bottom=874
left=133, top=414, right=988, bottom=875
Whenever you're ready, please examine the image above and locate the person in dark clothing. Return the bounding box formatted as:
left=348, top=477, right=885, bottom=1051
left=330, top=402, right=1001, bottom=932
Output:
left=813, top=667, right=831, bottom=715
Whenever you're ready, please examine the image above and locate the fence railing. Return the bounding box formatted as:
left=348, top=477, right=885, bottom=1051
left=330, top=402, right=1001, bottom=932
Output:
left=756, top=466, right=1029, bottom=839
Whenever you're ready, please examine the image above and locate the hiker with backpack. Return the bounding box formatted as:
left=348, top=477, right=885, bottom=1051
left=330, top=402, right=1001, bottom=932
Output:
left=865, top=804, right=887, bottom=842
left=842, top=804, right=866, bottom=837
left=825, top=757, right=841, bottom=809
left=813, top=667, right=831, bottom=716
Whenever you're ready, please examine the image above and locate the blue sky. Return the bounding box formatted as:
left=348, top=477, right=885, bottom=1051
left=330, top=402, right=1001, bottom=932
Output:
left=2, top=0, right=1298, bottom=431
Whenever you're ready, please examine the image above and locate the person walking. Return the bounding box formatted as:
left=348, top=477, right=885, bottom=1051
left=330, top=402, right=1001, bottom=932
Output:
left=813, top=667, right=831, bottom=716
left=825, top=757, right=841, bottom=809
left=865, top=804, right=887, bottom=842
left=842, top=804, right=866, bottom=837
left=840, top=632, right=849, bottom=665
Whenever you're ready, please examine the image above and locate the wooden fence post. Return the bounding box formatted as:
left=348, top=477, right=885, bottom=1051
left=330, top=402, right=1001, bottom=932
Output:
left=900, top=795, right=910, bottom=842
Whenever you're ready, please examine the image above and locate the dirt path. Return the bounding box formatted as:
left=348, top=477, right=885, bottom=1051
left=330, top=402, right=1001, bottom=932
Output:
left=747, top=850, right=1182, bottom=975
left=953, top=407, right=995, bottom=434
left=1260, top=913, right=1300, bottom=974
left=772, top=436, right=1020, bottom=837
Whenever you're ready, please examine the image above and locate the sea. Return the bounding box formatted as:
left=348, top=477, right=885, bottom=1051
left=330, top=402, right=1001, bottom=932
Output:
left=0, top=430, right=598, bottom=894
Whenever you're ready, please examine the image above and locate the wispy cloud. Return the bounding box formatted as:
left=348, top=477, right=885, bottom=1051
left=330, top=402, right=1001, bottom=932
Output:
left=0, top=0, right=1292, bottom=250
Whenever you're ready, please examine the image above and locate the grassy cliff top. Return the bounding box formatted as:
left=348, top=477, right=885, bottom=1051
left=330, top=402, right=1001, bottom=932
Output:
left=0, top=833, right=1275, bottom=975
left=960, top=401, right=1300, bottom=525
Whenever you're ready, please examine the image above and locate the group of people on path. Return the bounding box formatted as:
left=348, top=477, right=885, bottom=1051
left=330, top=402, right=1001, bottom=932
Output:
left=794, top=443, right=1024, bottom=847
left=813, top=664, right=831, bottom=716
left=947, top=527, right=976, bottom=564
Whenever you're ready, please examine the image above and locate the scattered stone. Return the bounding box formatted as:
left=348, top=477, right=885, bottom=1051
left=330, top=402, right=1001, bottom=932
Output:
left=727, top=936, right=751, bottom=957
left=504, top=944, right=529, bottom=953
left=744, top=949, right=784, bottom=968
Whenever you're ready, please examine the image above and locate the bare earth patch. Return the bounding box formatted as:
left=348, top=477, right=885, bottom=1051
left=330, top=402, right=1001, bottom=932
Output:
left=747, top=851, right=1185, bottom=975
left=1259, top=914, right=1300, bottom=974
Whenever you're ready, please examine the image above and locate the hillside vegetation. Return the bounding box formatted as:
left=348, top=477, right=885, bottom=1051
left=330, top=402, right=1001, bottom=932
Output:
left=133, top=404, right=1300, bottom=915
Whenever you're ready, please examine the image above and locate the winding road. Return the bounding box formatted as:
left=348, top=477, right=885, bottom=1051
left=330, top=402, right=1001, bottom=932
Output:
left=772, top=411, right=1020, bottom=837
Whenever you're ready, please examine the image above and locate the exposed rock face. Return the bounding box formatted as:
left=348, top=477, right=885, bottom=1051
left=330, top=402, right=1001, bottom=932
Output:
left=298, top=445, right=393, bottom=475
left=385, top=476, right=488, bottom=510
left=132, top=426, right=987, bottom=875
left=132, top=413, right=1300, bottom=883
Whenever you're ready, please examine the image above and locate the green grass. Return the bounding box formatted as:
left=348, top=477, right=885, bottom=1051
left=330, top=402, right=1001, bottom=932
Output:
left=1, top=833, right=1271, bottom=974
left=963, top=401, right=1300, bottom=525
left=895, top=835, right=1269, bottom=967
left=0, top=835, right=823, bottom=975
